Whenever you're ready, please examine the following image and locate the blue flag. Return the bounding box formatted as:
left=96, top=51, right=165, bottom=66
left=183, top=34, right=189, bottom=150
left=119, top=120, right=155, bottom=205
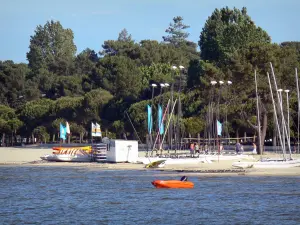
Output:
left=158, top=105, right=164, bottom=134
left=60, top=123, right=67, bottom=140
left=147, top=105, right=152, bottom=134
left=217, top=120, right=222, bottom=136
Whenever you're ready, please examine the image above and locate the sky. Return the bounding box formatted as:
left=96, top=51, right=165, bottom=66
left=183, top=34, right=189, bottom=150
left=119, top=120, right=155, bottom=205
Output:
left=1, top=0, right=300, bottom=63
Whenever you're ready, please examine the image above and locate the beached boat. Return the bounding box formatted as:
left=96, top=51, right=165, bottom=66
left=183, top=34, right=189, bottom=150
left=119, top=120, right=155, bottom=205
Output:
left=41, top=150, right=92, bottom=162
left=55, top=154, right=92, bottom=162
left=152, top=179, right=194, bottom=189
left=232, top=159, right=300, bottom=169
left=139, top=156, right=212, bottom=167
left=40, top=154, right=58, bottom=161
left=52, top=146, right=91, bottom=151
left=140, top=154, right=253, bottom=168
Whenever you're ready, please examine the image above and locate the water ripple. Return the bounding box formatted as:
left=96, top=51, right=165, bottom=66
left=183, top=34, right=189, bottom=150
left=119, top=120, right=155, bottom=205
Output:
left=0, top=166, right=300, bottom=224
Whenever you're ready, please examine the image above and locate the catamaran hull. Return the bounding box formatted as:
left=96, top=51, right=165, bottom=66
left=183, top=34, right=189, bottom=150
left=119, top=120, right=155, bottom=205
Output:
left=232, top=159, right=300, bottom=169
left=41, top=154, right=92, bottom=162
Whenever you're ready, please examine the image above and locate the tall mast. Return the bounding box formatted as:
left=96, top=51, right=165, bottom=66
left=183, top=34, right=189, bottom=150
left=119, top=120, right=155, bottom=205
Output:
left=254, top=70, right=262, bottom=157
left=295, top=68, right=300, bottom=154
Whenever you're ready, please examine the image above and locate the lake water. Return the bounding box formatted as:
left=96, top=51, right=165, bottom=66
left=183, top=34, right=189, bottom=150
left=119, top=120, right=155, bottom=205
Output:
left=1, top=166, right=300, bottom=225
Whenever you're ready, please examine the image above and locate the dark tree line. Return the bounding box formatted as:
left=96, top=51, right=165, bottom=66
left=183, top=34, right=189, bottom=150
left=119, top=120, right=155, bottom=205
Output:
left=0, top=7, right=299, bottom=153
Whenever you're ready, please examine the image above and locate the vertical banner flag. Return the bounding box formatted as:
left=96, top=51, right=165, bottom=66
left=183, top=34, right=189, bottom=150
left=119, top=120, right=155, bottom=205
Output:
left=147, top=105, right=152, bottom=134
left=158, top=104, right=164, bottom=134
left=60, top=123, right=67, bottom=140
left=66, top=121, right=70, bottom=134
left=96, top=123, right=102, bottom=137
left=92, top=122, right=102, bottom=137
left=217, top=120, right=222, bottom=136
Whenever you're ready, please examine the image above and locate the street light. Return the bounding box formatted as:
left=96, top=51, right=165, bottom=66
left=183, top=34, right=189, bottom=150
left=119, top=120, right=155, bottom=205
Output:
left=219, top=81, right=224, bottom=85
left=211, top=81, right=217, bottom=85
left=227, top=81, right=232, bottom=85
left=151, top=83, right=157, bottom=100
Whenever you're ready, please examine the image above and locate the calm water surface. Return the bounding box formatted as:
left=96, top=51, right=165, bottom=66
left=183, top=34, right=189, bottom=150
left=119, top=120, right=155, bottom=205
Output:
left=1, top=166, right=300, bottom=225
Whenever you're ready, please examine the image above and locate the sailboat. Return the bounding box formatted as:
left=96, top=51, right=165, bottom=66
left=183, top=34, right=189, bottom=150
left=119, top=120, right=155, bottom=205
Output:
left=232, top=65, right=300, bottom=169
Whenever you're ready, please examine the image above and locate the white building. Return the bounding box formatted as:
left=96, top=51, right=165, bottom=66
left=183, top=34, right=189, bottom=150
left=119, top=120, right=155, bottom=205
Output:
left=106, top=139, right=138, bottom=163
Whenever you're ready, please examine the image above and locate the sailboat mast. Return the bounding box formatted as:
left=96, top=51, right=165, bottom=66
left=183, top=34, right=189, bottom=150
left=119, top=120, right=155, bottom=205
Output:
left=254, top=70, right=262, bottom=156
left=267, top=72, right=286, bottom=160
left=295, top=68, right=300, bottom=154
left=270, top=63, right=292, bottom=158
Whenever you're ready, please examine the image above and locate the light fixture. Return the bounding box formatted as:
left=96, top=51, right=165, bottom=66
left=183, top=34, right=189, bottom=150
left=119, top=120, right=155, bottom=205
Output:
left=164, top=83, right=170, bottom=87
left=160, top=83, right=165, bottom=87
left=227, top=81, right=232, bottom=85
left=172, top=66, right=177, bottom=70
left=219, top=81, right=224, bottom=85
left=211, top=81, right=217, bottom=85
left=179, top=65, right=184, bottom=69
left=277, top=89, right=283, bottom=92
left=284, top=89, right=290, bottom=93
left=151, top=84, right=157, bottom=87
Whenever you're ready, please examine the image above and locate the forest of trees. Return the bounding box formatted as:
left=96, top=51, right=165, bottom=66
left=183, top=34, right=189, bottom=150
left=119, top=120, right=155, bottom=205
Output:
left=1, top=7, right=299, bottom=153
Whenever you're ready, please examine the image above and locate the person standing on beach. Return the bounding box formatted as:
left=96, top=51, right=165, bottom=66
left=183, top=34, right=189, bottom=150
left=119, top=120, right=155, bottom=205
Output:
left=252, top=143, right=257, bottom=154
left=195, top=143, right=199, bottom=154
left=190, top=142, right=195, bottom=157
left=235, top=140, right=242, bottom=154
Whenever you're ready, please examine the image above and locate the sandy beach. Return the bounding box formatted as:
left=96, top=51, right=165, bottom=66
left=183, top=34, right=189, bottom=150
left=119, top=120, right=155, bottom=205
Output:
left=1, top=147, right=300, bottom=176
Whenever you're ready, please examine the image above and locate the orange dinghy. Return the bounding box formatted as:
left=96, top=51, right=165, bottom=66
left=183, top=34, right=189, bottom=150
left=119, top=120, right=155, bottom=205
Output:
left=151, top=180, right=194, bottom=189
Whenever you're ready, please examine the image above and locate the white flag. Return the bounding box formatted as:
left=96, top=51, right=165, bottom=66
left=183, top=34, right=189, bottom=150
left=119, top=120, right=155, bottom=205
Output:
left=66, top=121, right=70, bottom=134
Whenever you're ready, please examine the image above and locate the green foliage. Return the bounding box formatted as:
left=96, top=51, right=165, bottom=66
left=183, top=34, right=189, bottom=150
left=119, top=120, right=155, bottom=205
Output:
left=83, top=88, right=113, bottom=121
left=27, top=20, right=76, bottom=75
left=33, top=126, right=50, bottom=142
left=0, top=105, right=23, bottom=133
left=199, top=7, right=270, bottom=64
left=183, top=117, right=205, bottom=136
left=1, top=10, right=299, bottom=144
left=0, top=61, right=29, bottom=107
left=163, top=16, right=190, bottom=47
left=96, top=56, right=143, bottom=99
left=51, top=118, right=65, bottom=133
left=51, top=96, right=83, bottom=121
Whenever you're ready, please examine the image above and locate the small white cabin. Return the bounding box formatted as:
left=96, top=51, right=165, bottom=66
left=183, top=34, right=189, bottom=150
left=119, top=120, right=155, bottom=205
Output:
left=106, top=139, right=138, bottom=163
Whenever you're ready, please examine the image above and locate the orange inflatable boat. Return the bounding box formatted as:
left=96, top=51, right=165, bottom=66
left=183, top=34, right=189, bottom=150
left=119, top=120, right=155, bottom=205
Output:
left=151, top=179, right=194, bottom=189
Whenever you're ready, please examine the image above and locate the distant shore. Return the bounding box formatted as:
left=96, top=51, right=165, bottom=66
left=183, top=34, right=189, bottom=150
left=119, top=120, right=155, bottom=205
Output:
left=1, top=147, right=300, bottom=176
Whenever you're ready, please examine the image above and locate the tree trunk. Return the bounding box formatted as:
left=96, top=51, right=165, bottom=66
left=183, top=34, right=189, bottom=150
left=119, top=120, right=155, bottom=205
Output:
left=2, top=133, right=5, bottom=147
left=258, top=112, right=268, bottom=155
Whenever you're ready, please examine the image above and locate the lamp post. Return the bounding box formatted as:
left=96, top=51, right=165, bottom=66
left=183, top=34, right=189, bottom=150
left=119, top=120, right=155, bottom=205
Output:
left=225, top=81, right=232, bottom=142
left=177, top=65, right=184, bottom=150
left=169, top=66, right=177, bottom=152
left=151, top=83, right=157, bottom=100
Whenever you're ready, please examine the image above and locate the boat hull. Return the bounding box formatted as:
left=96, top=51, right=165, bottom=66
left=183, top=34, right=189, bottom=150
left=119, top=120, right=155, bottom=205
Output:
left=41, top=154, right=92, bottom=162
left=232, top=159, right=300, bottom=169
left=151, top=180, right=194, bottom=189
left=52, top=146, right=91, bottom=151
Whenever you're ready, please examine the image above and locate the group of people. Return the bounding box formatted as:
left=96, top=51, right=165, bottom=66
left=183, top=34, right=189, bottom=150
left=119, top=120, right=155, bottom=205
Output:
left=188, top=140, right=258, bottom=156
left=235, top=141, right=257, bottom=154
left=189, top=142, right=200, bottom=157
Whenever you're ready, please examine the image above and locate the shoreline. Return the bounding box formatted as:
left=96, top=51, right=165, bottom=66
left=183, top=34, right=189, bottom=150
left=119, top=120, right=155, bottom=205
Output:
left=1, top=147, right=300, bottom=176
left=1, top=160, right=300, bottom=177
